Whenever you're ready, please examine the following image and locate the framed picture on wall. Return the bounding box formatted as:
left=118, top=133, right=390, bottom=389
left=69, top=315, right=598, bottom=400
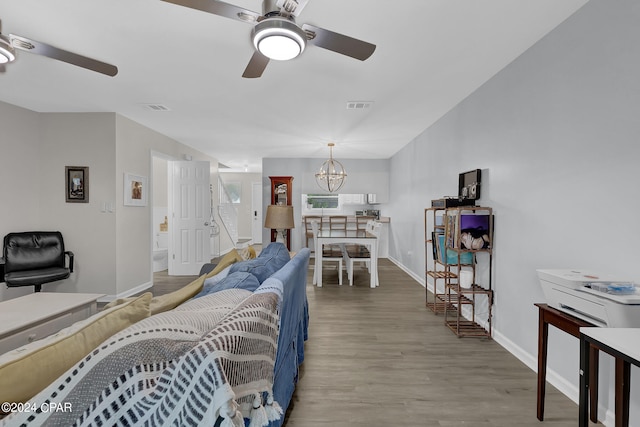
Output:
left=124, top=173, right=148, bottom=207
left=65, top=166, right=89, bottom=203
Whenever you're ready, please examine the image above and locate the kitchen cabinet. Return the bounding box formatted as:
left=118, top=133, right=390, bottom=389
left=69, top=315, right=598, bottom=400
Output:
left=340, top=193, right=366, bottom=205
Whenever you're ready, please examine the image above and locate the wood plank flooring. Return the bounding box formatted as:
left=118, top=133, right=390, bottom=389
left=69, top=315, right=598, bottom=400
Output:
left=152, top=255, right=601, bottom=426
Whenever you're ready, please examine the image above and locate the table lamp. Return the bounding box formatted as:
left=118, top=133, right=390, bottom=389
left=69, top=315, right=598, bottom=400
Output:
left=265, top=205, right=295, bottom=244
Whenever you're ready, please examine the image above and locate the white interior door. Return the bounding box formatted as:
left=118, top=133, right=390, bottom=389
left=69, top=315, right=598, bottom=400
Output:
left=251, top=182, right=263, bottom=244
left=168, top=160, right=211, bottom=275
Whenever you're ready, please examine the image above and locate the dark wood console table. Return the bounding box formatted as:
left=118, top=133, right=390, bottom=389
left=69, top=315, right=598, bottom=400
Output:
left=535, top=303, right=599, bottom=423
left=580, top=328, right=640, bottom=427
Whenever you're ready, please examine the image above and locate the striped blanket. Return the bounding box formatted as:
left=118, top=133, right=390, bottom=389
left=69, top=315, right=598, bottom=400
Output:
left=1, top=283, right=283, bottom=427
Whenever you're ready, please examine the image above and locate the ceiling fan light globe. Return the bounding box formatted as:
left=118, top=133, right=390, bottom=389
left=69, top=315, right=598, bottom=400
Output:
left=258, top=35, right=301, bottom=61
left=252, top=18, right=306, bottom=61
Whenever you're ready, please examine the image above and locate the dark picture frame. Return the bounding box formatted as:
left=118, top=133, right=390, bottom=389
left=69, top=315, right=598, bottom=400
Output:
left=65, top=166, right=89, bottom=203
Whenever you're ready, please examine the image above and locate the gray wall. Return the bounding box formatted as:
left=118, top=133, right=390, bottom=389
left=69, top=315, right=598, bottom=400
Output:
left=388, top=0, right=640, bottom=424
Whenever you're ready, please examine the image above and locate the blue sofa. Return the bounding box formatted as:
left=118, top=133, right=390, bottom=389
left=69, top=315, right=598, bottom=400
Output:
left=265, top=248, right=310, bottom=426
left=0, top=244, right=310, bottom=427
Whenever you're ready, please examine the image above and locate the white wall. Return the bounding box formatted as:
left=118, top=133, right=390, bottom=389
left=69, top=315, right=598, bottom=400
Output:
left=0, top=102, right=48, bottom=300
left=115, top=115, right=219, bottom=295
left=38, top=113, right=118, bottom=296
left=388, top=0, right=640, bottom=424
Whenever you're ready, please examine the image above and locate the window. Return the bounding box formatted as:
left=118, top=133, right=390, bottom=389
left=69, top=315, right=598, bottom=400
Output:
left=302, top=194, right=341, bottom=213
left=219, top=179, right=241, bottom=204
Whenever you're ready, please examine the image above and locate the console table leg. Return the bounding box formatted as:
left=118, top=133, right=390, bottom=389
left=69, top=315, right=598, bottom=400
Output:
left=537, top=312, right=548, bottom=421
left=615, top=358, right=631, bottom=427
left=590, top=347, right=599, bottom=423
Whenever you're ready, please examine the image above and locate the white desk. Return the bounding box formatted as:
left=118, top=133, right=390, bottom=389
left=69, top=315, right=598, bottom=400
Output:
left=315, top=229, right=378, bottom=288
left=0, top=292, right=104, bottom=354
left=579, top=327, right=640, bottom=427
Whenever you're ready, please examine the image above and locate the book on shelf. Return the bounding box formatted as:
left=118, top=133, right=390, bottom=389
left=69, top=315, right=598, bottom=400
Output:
left=437, top=232, right=473, bottom=265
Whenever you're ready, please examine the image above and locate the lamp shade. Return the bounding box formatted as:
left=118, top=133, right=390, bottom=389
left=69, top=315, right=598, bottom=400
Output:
left=264, top=205, right=295, bottom=230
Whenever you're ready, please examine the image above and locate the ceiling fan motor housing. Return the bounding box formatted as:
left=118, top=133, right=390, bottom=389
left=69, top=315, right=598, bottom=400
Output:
left=262, top=0, right=280, bottom=16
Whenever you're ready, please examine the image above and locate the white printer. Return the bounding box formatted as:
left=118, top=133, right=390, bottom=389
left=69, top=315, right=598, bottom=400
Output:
left=537, top=269, right=640, bottom=327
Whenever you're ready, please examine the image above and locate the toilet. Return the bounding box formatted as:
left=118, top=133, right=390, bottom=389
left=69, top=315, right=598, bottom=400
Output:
left=153, top=232, right=168, bottom=272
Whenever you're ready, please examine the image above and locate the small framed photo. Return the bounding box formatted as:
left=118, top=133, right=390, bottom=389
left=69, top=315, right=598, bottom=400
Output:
left=65, top=166, right=89, bottom=203
left=124, top=173, right=148, bottom=207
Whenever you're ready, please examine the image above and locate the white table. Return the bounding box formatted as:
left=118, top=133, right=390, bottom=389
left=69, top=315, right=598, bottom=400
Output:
left=315, top=229, right=378, bottom=288
left=0, top=292, right=104, bottom=354
left=579, top=327, right=640, bottom=427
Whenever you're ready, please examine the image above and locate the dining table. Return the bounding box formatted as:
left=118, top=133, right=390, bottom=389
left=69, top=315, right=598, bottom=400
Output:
left=315, top=229, right=379, bottom=288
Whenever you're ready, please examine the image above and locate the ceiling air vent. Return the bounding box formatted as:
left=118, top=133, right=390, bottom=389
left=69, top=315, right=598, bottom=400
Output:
left=141, top=103, right=171, bottom=111
left=346, top=101, right=373, bottom=110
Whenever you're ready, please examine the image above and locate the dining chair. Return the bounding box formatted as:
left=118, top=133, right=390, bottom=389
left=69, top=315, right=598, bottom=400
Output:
left=311, top=220, right=343, bottom=286
left=345, top=216, right=376, bottom=255
left=345, top=221, right=380, bottom=287
left=329, top=215, right=348, bottom=230
left=356, top=216, right=376, bottom=231
left=303, top=215, right=323, bottom=250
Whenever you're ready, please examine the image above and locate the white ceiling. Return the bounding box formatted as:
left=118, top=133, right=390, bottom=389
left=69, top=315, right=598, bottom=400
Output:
left=0, top=0, right=588, bottom=172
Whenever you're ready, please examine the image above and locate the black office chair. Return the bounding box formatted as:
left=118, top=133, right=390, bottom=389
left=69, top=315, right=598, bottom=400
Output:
left=3, top=231, right=74, bottom=292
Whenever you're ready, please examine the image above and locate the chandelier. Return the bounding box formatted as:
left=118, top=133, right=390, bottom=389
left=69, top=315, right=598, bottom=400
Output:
left=315, top=143, right=347, bottom=193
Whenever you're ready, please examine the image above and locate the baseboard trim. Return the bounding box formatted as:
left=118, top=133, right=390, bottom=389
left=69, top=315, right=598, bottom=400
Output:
left=97, top=281, right=152, bottom=303
left=388, top=256, right=425, bottom=287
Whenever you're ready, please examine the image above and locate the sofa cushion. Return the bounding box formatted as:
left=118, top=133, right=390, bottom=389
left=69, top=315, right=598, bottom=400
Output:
left=194, top=271, right=261, bottom=298
left=0, top=292, right=152, bottom=406
left=229, top=242, right=290, bottom=283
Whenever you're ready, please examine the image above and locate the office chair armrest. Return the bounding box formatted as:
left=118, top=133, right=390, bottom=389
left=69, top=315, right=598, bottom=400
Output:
left=65, top=251, right=75, bottom=273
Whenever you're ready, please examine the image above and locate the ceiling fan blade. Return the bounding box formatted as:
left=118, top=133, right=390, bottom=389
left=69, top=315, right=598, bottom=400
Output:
left=9, top=34, right=118, bottom=76
left=161, top=0, right=260, bottom=24
left=242, top=51, right=269, bottom=78
left=302, top=23, right=375, bottom=61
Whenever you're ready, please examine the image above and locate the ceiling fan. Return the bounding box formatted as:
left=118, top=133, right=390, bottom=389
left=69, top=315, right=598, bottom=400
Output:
left=0, top=23, right=118, bottom=76
left=162, top=0, right=376, bottom=78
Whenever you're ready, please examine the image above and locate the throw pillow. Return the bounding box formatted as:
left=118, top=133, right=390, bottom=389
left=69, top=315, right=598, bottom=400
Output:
left=194, top=271, right=261, bottom=298
left=229, top=242, right=290, bottom=283
left=202, top=265, right=232, bottom=289
left=150, top=249, right=252, bottom=314
left=0, top=292, right=151, bottom=406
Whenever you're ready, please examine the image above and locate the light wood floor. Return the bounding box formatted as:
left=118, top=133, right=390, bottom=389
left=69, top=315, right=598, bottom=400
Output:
left=153, top=256, right=601, bottom=426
